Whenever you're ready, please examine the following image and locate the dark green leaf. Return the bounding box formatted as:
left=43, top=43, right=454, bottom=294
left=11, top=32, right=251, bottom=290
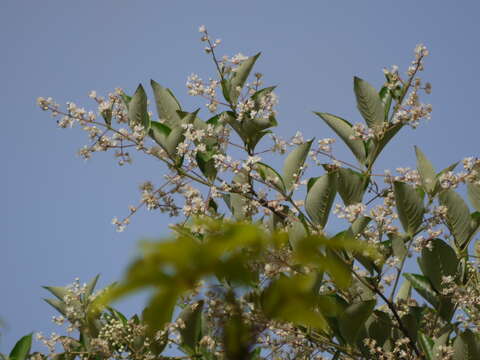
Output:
left=178, top=301, right=204, bottom=355
left=418, top=239, right=458, bottom=292
left=453, top=329, right=480, bottom=360
left=418, top=332, right=435, bottom=360
left=404, top=273, right=438, bottom=307
left=9, top=334, right=32, bottom=360
left=339, top=300, right=375, bottom=344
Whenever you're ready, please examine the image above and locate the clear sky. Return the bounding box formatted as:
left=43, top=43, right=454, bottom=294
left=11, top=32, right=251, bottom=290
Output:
left=2, top=0, right=480, bottom=352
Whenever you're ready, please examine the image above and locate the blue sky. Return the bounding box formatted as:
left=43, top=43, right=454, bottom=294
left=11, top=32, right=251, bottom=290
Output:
left=2, top=0, right=480, bottom=352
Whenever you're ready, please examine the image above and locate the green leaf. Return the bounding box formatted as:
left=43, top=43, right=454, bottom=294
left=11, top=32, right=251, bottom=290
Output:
left=418, top=239, right=458, bottom=292
left=43, top=298, right=67, bottom=316
left=196, top=152, right=217, bottom=182
left=404, top=273, right=438, bottom=307
left=453, top=329, right=480, bottom=360
left=366, top=310, right=393, bottom=347
left=178, top=301, right=204, bottom=355
left=354, top=77, right=385, bottom=129
left=339, top=300, right=375, bottom=344
left=254, top=162, right=286, bottom=193
left=336, top=167, right=366, bottom=205
left=391, top=233, right=408, bottom=262
left=229, top=53, right=261, bottom=103
left=367, top=122, right=403, bottom=166
left=418, top=332, right=435, bottom=360
left=379, top=86, right=392, bottom=120
left=314, top=112, right=366, bottom=165
left=43, top=286, right=69, bottom=301
left=467, top=183, right=480, bottom=212
left=415, top=146, right=437, bottom=194
left=439, top=190, right=472, bottom=248
left=9, top=334, right=32, bottom=360
left=305, top=173, right=337, bottom=227
left=150, top=80, right=182, bottom=126
left=282, top=141, right=312, bottom=192
left=350, top=216, right=371, bottom=236
left=393, top=181, right=425, bottom=235
left=128, top=84, right=150, bottom=131
left=395, top=279, right=411, bottom=302
left=85, top=274, right=100, bottom=299
left=228, top=174, right=249, bottom=220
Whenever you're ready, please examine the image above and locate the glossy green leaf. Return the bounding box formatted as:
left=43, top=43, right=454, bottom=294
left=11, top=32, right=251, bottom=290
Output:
left=314, top=112, right=366, bottom=164
left=453, top=329, right=480, bottom=360
left=305, top=173, right=337, bottom=227
left=467, top=183, right=480, bottom=212
left=418, top=239, right=458, bottom=292
left=336, top=167, right=366, bottom=205
left=393, top=181, right=425, bottom=235
left=354, top=77, right=385, bottom=129
left=151, top=80, right=182, bottom=126
left=415, top=146, right=436, bottom=194
left=439, top=190, right=472, bottom=248
left=282, top=141, right=312, bottom=192
left=9, top=334, right=32, bottom=360
left=339, top=300, right=375, bottom=344
left=128, top=84, right=150, bottom=131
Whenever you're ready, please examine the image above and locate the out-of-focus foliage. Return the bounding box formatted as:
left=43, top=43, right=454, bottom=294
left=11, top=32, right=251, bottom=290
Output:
left=13, top=27, right=480, bottom=359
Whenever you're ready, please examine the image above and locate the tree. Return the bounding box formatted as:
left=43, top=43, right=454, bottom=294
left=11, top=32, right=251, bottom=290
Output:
left=4, top=26, right=480, bottom=360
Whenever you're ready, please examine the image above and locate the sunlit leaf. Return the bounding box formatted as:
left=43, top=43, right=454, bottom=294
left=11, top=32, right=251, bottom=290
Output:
left=282, top=141, right=312, bottom=192
left=9, top=334, right=32, bottom=360
left=128, top=84, right=150, bottom=131
left=336, top=167, right=367, bottom=205
left=305, top=173, right=337, bottom=227
left=415, top=146, right=436, bottom=194
left=314, top=112, right=366, bottom=165
left=393, top=181, right=425, bottom=235
left=354, top=77, right=385, bottom=130
left=439, top=190, right=472, bottom=248
left=151, top=80, right=182, bottom=126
